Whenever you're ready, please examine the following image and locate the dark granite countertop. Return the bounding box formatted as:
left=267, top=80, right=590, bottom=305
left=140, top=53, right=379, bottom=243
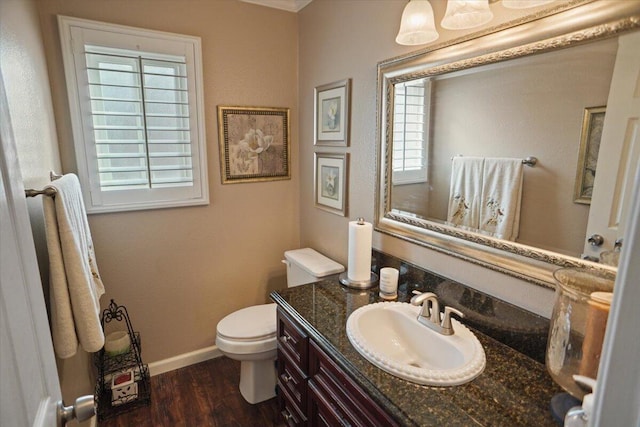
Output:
left=271, top=278, right=562, bottom=427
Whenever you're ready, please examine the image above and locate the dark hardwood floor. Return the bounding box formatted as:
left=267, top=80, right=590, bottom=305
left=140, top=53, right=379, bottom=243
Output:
left=99, top=356, right=284, bottom=427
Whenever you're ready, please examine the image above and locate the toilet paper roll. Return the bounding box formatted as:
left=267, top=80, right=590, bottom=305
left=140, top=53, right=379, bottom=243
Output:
left=347, top=219, right=373, bottom=281
left=579, top=291, right=613, bottom=378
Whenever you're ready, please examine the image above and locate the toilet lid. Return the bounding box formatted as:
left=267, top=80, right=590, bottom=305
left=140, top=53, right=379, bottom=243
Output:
left=217, top=303, right=277, bottom=341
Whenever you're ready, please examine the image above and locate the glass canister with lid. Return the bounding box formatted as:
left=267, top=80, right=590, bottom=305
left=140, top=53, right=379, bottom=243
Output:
left=546, top=267, right=615, bottom=399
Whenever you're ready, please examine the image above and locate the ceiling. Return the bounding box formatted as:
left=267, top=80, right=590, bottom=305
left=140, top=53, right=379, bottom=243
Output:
left=239, top=0, right=313, bottom=13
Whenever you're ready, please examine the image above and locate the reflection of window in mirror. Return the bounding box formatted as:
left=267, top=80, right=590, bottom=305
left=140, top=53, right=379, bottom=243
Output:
left=392, top=79, right=430, bottom=185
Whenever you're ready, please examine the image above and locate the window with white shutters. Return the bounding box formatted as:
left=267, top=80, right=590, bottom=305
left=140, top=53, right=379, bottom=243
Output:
left=59, top=16, right=208, bottom=213
left=392, top=80, right=430, bottom=185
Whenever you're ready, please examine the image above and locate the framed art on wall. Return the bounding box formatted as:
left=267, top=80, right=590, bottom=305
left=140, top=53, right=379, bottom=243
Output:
left=314, top=79, right=351, bottom=146
left=574, top=106, right=606, bottom=204
left=217, top=106, right=290, bottom=184
left=315, top=152, right=348, bottom=216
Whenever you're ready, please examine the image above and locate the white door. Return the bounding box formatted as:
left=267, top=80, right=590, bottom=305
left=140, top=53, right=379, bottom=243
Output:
left=583, top=32, right=640, bottom=259
left=591, top=158, right=640, bottom=425
left=0, top=77, right=94, bottom=426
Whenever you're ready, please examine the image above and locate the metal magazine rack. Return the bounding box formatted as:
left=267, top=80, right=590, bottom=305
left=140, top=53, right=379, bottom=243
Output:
left=94, top=299, right=151, bottom=420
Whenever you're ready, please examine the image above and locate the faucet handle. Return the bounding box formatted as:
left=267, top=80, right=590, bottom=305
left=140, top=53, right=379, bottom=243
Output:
left=441, top=306, right=464, bottom=334
left=410, top=291, right=436, bottom=306
left=410, top=292, right=441, bottom=324
left=410, top=290, right=423, bottom=306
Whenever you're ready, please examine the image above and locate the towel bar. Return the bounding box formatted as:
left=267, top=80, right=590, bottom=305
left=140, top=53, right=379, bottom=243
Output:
left=451, top=155, right=538, bottom=167
left=24, top=171, right=63, bottom=198
left=25, top=187, right=58, bottom=198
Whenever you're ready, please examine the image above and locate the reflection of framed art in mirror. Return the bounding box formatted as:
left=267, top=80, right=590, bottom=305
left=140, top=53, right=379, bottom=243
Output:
left=574, top=106, right=606, bottom=205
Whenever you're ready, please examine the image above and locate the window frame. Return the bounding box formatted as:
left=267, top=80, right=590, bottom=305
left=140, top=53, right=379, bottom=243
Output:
left=392, top=79, right=430, bottom=186
left=58, top=15, right=209, bottom=213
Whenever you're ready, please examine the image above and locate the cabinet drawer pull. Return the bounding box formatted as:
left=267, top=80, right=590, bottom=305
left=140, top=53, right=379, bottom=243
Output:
left=281, top=409, right=293, bottom=421
left=282, top=373, right=293, bottom=383
left=281, top=335, right=291, bottom=343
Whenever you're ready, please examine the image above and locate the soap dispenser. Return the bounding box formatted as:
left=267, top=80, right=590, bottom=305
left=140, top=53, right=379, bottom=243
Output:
left=564, top=375, right=597, bottom=427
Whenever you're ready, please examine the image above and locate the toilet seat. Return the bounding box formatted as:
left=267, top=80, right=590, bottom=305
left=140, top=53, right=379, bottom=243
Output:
left=216, top=303, right=277, bottom=355
left=217, top=303, right=276, bottom=341
left=213, top=248, right=343, bottom=404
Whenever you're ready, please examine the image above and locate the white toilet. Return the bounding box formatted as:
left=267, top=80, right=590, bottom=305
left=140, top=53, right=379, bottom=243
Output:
left=215, top=248, right=344, bottom=404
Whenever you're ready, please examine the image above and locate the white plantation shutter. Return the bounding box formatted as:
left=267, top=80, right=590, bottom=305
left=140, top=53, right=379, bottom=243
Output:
left=393, top=80, right=429, bottom=185
left=59, top=16, right=208, bottom=213
left=86, top=48, right=194, bottom=190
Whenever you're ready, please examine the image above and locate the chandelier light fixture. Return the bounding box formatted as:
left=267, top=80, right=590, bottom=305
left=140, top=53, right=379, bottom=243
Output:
left=441, top=0, right=494, bottom=30
left=396, top=0, right=556, bottom=46
left=502, top=0, right=555, bottom=9
left=396, top=0, right=440, bottom=46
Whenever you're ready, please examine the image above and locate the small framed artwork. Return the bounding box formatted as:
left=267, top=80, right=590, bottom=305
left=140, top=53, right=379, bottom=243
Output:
left=574, top=106, right=606, bottom=204
left=315, top=152, right=348, bottom=216
left=314, top=79, right=351, bottom=146
left=217, top=106, right=290, bottom=184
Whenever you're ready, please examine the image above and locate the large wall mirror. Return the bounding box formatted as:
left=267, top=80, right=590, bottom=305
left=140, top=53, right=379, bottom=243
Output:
left=376, top=0, right=640, bottom=288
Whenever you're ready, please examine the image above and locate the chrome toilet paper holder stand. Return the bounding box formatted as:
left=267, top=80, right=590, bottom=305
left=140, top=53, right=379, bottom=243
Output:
left=340, top=217, right=379, bottom=289
left=339, top=271, right=379, bottom=289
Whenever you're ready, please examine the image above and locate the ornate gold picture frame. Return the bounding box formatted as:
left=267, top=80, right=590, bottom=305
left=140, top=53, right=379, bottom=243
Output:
left=217, top=106, right=290, bottom=184
left=574, top=106, right=606, bottom=204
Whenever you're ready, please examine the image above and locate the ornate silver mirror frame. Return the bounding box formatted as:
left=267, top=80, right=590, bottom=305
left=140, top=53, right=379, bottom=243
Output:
left=375, top=0, right=640, bottom=288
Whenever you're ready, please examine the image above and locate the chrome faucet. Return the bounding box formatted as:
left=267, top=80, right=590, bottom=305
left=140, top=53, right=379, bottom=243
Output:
left=410, top=291, right=464, bottom=336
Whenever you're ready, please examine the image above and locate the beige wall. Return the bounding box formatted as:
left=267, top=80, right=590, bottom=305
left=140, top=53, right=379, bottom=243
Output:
left=1, top=0, right=61, bottom=187
left=37, top=0, right=300, bottom=359
left=298, top=0, right=557, bottom=316
left=0, top=0, right=62, bottom=281
left=6, top=0, right=298, bottom=408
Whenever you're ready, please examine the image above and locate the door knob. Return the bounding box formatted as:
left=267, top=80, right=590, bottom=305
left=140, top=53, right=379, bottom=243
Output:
left=57, top=395, right=95, bottom=427
left=614, top=238, right=623, bottom=250
left=588, top=234, right=604, bottom=246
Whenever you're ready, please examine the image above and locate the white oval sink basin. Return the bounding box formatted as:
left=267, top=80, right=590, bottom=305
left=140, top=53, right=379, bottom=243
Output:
left=346, top=302, right=485, bottom=386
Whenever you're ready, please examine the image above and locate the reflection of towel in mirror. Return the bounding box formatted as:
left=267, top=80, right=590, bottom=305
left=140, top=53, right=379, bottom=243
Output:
left=479, top=158, right=523, bottom=241
left=447, top=157, right=484, bottom=231
left=43, top=174, right=105, bottom=358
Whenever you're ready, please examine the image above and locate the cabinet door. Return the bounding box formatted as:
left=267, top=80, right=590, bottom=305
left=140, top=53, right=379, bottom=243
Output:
left=277, top=308, right=309, bottom=371
left=277, top=308, right=309, bottom=425
left=308, top=381, right=353, bottom=427
left=308, top=341, right=398, bottom=427
left=279, top=384, right=307, bottom=427
left=278, top=349, right=307, bottom=411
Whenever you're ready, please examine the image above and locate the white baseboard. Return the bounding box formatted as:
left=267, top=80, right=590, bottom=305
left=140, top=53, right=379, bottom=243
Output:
left=148, top=345, right=222, bottom=377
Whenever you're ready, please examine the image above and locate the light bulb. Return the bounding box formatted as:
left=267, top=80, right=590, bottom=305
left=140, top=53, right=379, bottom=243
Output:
left=441, top=0, right=494, bottom=30
left=502, top=0, right=555, bottom=9
left=396, top=0, right=440, bottom=46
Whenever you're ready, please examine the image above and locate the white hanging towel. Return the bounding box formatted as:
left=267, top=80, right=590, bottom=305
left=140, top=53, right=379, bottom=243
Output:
left=43, top=174, right=105, bottom=358
left=479, top=158, right=524, bottom=241
left=447, top=156, right=484, bottom=231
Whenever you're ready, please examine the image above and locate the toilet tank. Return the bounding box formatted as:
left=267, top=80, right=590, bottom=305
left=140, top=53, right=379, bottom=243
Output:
left=283, top=248, right=344, bottom=287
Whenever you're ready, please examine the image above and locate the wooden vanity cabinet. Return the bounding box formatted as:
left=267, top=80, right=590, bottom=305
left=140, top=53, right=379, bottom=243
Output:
left=277, top=308, right=309, bottom=426
left=308, top=340, right=398, bottom=426
left=276, top=308, right=398, bottom=426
